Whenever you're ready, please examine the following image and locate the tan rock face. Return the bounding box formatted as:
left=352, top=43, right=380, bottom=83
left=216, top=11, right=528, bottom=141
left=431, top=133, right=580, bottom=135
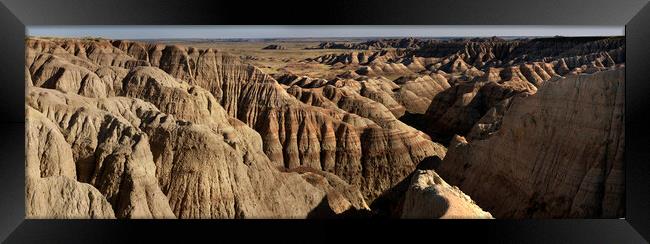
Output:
left=401, top=170, right=492, bottom=219
left=392, top=74, right=450, bottom=114
left=26, top=107, right=115, bottom=219
left=26, top=106, right=76, bottom=180
left=436, top=69, right=625, bottom=218
left=26, top=176, right=116, bottom=219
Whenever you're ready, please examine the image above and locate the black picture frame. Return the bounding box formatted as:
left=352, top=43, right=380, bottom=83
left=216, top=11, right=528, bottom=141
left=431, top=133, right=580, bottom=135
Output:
left=1, top=0, right=649, bottom=243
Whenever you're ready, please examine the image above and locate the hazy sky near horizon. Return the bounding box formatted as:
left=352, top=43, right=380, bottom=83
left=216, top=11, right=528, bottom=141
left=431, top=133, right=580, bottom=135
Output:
left=27, top=26, right=625, bottom=39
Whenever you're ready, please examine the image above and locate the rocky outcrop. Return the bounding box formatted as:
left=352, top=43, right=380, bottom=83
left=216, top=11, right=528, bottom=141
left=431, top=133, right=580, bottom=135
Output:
left=305, top=50, right=414, bottom=76
left=26, top=106, right=116, bottom=219
left=436, top=68, right=625, bottom=218
left=306, top=37, right=624, bottom=82
left=307, top=52, right=368, bottom=66
left=279, top=73, right=451, bottom=117
left=26, top=176, right=117, bottom=219
left=401, top=170, right=492, bottom=219
left=275, top=73, right=329, bottom=88
left=26, top=106, right=76, bottom=180
left=307, top=38, right=432, bottom=50
left=262, top=45, right=287, bottom=50
left=413, top=36, right=624, bottom=68
left=306, top=51, right=387, bottom=66
left=424, top=77, right=537, bottom=141
left=307, top=42, right=360, bottom=50
left=393, top=74, right=451, bottom=114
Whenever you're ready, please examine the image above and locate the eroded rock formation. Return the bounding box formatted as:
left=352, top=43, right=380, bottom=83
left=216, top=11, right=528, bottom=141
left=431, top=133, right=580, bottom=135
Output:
left=401, top=170, right=492, bottom=219
left=108, top=40, right=446, bottom=202
left=24, top=35, right=624, bottom=219
left=26, top=106, right=116, bottom=219
left=25, top=38, right=373, bottom=219
left=262, top=44, right=287, bottom=50
left=436, top=69, right=625, bottom=218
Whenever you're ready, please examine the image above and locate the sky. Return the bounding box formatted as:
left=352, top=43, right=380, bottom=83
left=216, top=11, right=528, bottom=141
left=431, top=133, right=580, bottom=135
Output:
left=26, top=26, right=625, bottom=39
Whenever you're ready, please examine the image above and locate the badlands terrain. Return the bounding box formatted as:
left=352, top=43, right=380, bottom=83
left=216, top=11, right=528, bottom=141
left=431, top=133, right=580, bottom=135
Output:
left=25, top=36, right=624, bottom=219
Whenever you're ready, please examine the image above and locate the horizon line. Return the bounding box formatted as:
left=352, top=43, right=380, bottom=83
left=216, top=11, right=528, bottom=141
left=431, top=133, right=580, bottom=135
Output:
left=27, top=25, right=625, bottom=39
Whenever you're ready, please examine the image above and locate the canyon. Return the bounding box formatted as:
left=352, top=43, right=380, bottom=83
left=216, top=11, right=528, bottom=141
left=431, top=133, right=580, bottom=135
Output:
left=25, top=35, right=625, bottom=219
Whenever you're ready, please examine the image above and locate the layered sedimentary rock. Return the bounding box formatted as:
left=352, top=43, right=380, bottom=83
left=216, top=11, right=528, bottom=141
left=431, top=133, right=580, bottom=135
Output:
left=306, top=49, right=414, bottom=76
left=413, top=36, right=624, bottom=68
left=422, top=54, right=620, bottom=141
left=281, top=82, right=446, bottom=200
left=392, top=74, right=451, bottom=114
left=313, top=37, right=623, bottom=83
left=275, top=74, right=329, bottom=88
left=26, top=80, right=368, bottom=219
left=25, top=38, right=372, bottom=218
left=305, top=36, right=625, bottom=218
left=307, top=52, right=371, bottom=65
left=109, top=40, right=446, bottom=202
left=279, top=72, right=451, bottom=117
left=436, top=68, right=625, bottom=218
